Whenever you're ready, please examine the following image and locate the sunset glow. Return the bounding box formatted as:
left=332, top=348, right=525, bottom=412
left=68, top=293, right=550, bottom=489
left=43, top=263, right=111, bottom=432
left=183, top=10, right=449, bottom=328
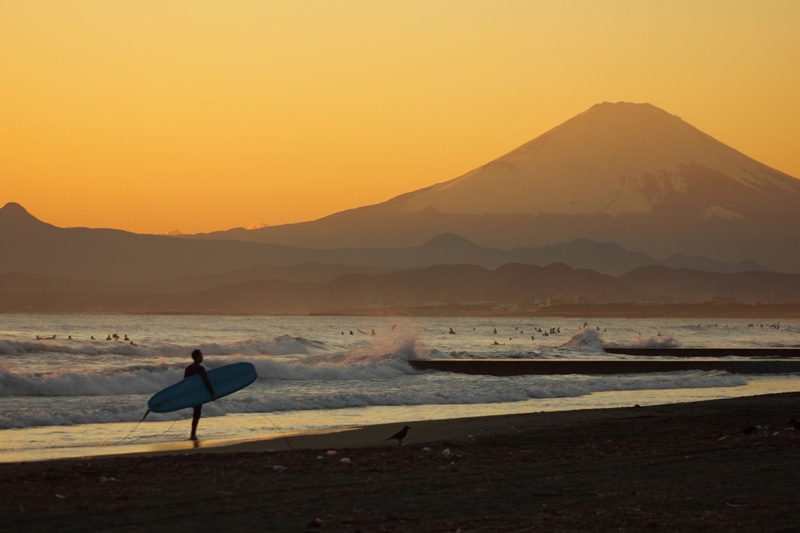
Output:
left=2, top=1, right=799, bottom=234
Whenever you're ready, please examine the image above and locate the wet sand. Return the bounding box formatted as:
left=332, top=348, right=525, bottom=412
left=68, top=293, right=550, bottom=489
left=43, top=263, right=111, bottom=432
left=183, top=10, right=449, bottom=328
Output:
left=4, top=393, right=800, bottom=532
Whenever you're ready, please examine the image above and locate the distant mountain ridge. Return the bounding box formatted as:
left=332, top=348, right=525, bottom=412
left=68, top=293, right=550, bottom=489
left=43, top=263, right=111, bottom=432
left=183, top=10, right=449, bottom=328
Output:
left=0, top=203, right=770, bottom=284
left=0, top=263, right=637, bottom=314
left=1, top=202, right=797, bottom=314
left=2, top=262, right=800, bottom=315
left=0, top=263, right=396, bottom=295
left=186, top=102, right=800, bottom=272
left=620, top=266, right=800, bottom=304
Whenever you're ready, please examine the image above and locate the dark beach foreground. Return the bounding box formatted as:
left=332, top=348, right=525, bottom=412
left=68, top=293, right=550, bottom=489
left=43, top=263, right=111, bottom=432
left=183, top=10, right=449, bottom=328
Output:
left=4, top=394, right=800, bottom=532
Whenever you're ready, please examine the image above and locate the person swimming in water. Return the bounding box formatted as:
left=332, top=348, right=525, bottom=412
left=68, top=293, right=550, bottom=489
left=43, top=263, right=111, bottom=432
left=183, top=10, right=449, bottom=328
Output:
left=185, top=349, right=216, bottom=441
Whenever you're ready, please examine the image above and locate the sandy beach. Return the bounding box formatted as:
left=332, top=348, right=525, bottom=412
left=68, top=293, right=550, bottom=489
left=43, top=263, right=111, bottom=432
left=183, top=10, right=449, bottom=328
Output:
left=3, top=392, right=800, bottom=532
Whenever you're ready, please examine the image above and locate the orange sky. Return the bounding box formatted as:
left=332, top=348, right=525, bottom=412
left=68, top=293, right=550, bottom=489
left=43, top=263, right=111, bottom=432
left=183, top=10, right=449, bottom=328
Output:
left=2, top=1, right=799, bottom=234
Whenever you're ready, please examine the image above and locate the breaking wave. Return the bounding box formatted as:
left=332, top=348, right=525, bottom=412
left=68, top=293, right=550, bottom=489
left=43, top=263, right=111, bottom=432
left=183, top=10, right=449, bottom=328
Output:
left=0, top=370, right=746, bottom=429
left=0, top=334, right=319, bottom=358
left=0, top=367, right=184, bottom=397
left=560, top=328, right=606, bottom=351
left=560, top=329, right=682, bottom=352
left=0, top=336, right=427, bottom=397
left=627, top=335, right=682, bottom=348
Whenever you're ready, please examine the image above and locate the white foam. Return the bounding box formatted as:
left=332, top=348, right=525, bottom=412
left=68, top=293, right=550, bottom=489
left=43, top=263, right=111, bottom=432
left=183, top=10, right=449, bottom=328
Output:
left=0, top=334, right=317, bottom=358
left=0, top=367, right=183, bottom=397
left=218, top=371, right=747, bottom=413
left=560, top=329, right=682, bottom=351
left=0, top=335, right=429, bottom=396
left=560, top=329, right=606, bottom=351
left=628, top=336, right=682, bottom=348
left=244, top=336, right=424, bottom=380
left=0, top=406, right=185, bottom=430
left=0, top=370, right=746, bottom=429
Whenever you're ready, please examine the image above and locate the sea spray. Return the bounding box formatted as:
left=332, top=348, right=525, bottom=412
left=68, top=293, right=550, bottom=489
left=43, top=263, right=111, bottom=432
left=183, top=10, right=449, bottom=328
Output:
left=628, top=335, right=682, bottom=348
left=0, top=331, right=432, bottom=397
left=232, top=329, right=429, bottom=380
left=560, top=328, right=606, bottom=351
left=559, top=328, right=683, bottom=351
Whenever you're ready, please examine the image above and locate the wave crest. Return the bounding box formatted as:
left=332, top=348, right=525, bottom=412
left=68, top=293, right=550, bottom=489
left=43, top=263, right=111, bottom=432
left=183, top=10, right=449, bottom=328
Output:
left=560, top=329, right=606, bottom=351
left=0, top=334, right=318, bottom=358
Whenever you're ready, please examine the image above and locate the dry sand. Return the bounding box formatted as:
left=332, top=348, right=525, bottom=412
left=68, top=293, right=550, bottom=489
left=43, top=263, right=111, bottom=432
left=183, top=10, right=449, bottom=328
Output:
left=4, top=393, right=800, bottom=532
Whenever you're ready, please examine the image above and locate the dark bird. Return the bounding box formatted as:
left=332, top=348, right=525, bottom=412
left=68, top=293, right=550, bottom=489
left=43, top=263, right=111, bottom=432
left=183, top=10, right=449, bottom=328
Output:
left=387, top=426, right=410, bottom=445
left=789, top=419, right=800, bottom=430
left=743, top=425, right=760, bottom=435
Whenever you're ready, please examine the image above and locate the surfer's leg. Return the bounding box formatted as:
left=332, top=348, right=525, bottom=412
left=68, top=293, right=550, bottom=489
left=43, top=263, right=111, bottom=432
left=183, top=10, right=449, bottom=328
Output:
left=190, top=405, right=201, bottom=440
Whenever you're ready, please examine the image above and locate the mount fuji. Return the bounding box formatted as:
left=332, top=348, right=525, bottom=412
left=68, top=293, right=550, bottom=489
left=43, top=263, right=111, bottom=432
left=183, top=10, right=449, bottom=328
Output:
left=197, top=103, right=800, bottom=271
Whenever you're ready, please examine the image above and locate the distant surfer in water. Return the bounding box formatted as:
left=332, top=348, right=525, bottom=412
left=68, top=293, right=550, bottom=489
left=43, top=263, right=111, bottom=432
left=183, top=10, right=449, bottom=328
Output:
left=185, top=349, right=217, bottom=441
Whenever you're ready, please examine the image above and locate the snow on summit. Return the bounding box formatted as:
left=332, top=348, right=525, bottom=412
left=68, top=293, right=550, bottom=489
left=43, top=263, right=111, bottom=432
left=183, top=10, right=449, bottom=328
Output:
left=401, top=102, right=800, bottom=217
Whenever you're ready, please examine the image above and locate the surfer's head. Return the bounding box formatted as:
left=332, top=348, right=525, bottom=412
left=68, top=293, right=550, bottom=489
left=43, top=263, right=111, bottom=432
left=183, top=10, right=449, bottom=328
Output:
left=191, top=349, right=203, bottom=363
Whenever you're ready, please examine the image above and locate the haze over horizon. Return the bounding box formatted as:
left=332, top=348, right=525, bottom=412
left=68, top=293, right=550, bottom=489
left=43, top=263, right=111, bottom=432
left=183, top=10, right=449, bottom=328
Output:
left=4, top=100, right=800, bottom=238
left=2, top=2, right=800, bottom=234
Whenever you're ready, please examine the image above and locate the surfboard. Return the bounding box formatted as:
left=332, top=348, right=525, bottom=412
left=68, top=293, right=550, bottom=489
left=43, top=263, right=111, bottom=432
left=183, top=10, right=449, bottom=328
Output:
left=148, top=362, right=257, bottom=413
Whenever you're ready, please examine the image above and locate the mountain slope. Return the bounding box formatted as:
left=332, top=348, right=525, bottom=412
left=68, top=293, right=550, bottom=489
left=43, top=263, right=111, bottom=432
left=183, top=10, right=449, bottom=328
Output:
left=0, top=203, right=319, bottom=282
left=402, top=102, right=800, bottom=217
left=191, top=103, right=800, bottom=272
left=0, top=203, right=768, bottom=281
left=0, top=263, right=638, bottom=314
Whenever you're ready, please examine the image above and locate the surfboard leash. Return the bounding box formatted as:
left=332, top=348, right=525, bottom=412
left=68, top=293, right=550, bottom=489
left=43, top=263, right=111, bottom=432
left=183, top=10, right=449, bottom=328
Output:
left=109, top=409, right=150, bottom=446
left=261, top=413, right=296, bottom=451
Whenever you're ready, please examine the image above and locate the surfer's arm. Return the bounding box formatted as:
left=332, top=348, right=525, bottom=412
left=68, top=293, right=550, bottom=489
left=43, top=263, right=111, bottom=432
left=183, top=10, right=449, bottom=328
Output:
left=199, top=367, right=217, bottom=401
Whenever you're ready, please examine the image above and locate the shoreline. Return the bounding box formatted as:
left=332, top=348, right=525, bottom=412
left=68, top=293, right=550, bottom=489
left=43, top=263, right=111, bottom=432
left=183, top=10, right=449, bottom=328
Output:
left=8, top=375, right=800, bottom=464
left=5, top=392, right=800, bottom=531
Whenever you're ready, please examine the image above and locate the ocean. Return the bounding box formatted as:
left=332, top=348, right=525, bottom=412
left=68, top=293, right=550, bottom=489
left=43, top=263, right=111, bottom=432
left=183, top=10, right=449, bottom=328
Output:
left=2, top=314, right=800, bottom=462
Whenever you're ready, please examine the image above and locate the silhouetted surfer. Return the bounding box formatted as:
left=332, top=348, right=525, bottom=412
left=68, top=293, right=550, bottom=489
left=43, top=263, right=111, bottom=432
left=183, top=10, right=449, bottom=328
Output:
left=185, top=349, right=217, bottom=441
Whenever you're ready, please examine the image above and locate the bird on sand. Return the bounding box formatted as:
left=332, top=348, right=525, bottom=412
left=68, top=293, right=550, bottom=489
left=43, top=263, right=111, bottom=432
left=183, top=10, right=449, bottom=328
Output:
left=387, top=426, right=411, bottom=445
left=789, top=419, right=800, bottom=431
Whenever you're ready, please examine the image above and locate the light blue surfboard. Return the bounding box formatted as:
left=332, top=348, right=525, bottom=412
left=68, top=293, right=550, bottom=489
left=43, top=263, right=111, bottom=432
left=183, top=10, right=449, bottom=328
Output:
left=148, top=362, right=257, bottom=413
